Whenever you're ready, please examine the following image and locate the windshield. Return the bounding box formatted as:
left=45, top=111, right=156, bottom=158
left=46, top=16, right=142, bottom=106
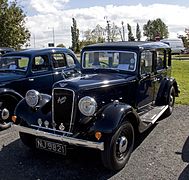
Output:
left=82, top=51, right=137, bottom=72
left=0, top=56, right=29, bottom=72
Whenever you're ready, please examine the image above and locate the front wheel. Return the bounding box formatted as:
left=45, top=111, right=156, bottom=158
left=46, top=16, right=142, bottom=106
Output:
left=164, top=86, right=175, bottom=117
left=101, top=121, right=135, bottom=171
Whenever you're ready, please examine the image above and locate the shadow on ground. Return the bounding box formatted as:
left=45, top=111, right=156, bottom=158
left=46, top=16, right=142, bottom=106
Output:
left=178, top=136, right=189, bottom=180
left=0, top=124, right=157, bottom=180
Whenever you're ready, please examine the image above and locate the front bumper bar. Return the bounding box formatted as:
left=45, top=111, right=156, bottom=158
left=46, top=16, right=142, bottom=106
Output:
left=0, top=122, right=12, bottom=130
left=13, top=125, right=104, bottom=151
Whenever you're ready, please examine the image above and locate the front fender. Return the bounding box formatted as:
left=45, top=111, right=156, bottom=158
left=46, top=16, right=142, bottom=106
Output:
left=0, top=88, right=23, bottom=101
left=15, top=94, right=52, bottom=126
left=91, top=103, right=138, bottom=134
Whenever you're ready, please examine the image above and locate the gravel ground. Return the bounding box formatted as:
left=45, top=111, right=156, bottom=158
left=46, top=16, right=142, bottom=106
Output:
left=0, top=105, right=189, bottom=180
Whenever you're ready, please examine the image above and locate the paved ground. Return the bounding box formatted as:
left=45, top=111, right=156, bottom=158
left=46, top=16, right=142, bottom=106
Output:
left=0, top=105, right=189, bottom=180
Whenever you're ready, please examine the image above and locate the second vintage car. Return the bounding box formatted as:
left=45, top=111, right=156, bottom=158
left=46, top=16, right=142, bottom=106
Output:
left=13, top=41, right=179, bottom=170
left=0, top=48, right=80, bottom=129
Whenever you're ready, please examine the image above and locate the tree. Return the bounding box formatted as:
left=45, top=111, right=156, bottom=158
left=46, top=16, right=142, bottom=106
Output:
left=127, top=24, right=135, bottom=41
left=80, top=25, right=105, bottom=49
left=56, top=43, right=65, bottom=48
left=71, top=18, right=80, bottom=53
left=143, top=18, right=169, bottom=41
left=136, top=23, right=141, bottom=41
left=0, top=0, right=30, bottom=49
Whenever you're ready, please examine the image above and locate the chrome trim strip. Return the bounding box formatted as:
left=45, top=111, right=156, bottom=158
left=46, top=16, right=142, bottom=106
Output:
left=13, top=125, right=104, bottom=151
left=52, top=88, right=75, bottom=132
left=31, top=124, right=73, bottom=136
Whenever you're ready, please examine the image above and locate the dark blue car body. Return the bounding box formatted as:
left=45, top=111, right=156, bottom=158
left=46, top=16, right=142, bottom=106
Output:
left=14, top=42, right=179, bottom=170
left=0, top=47, right=80, bottom=129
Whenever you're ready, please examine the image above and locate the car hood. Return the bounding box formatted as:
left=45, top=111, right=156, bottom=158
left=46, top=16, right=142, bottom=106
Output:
left=0, top=72, right=25, bottom=84
left=54, top=73, right=137, bottom=91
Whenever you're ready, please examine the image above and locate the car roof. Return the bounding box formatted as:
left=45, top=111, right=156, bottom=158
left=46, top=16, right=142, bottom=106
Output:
left=0, top=47, right=15, bottom=51
left=3, top=47, right=74, bottom=57
left=82, top=41, right=171, bottom=51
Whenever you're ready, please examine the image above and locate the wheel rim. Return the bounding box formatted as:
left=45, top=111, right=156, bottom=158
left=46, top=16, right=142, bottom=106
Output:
left=115, top=126, right=133, bottom=161
left=169, top=88, right=175, bottom=107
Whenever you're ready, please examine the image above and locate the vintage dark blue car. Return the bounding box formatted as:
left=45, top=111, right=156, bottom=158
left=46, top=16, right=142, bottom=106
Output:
left=13, top=42, right=179, bottom=170
left=0, top=48, right=80, bottom=129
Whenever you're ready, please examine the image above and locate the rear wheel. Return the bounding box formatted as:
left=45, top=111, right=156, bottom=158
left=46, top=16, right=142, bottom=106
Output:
left=101, top=121, right=134, bottom=171
left=164, top=86, right=175, bottom=117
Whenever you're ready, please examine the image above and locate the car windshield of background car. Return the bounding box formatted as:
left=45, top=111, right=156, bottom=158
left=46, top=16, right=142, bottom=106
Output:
left=82, top=51, right=137, bottom=72
left=0, top=56, right=29, bottom=72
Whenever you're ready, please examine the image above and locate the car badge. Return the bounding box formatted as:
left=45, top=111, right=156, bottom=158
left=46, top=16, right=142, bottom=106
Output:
left=57, top=96, right=67, bottom=104
left=60, top=82, right=67, bottom=87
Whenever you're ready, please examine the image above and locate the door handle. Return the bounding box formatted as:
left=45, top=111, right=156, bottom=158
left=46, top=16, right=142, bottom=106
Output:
left=28, top=78, right=34, bottom=82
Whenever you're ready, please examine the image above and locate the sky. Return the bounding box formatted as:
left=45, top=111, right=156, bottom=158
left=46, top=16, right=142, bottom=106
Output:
left=15, top=0, right=189, bottom=48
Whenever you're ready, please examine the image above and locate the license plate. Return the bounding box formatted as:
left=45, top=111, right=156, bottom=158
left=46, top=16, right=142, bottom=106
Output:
left=36, top=138, right=66, bottom=155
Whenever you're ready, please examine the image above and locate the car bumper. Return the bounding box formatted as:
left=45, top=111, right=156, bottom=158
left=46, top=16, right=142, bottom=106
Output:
left=13, top=124, right=104, bottom=151
left=0, top=122, right=12, bottom=130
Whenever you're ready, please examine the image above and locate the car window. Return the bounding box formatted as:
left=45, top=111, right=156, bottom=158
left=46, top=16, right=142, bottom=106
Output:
left=0, top=56, right=29, bottom=71
left=83, top=51, right=137, bottom=72
left=52, top=53, right=67, bottom=68
left=66, top=54, right=76, bottom=67
left=32, top=55, right=49, bottom=72
left=156, top=51, right=165, bottom=70
left=140, top=51, right=153, bottom=74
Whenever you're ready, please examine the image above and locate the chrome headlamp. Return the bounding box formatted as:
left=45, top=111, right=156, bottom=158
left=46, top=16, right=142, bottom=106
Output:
left=78, top=96, right=97, bottom=116
left=25, top=90, right=41, bottom=108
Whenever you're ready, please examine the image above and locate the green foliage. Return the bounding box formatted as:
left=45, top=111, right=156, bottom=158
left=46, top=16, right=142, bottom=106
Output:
left=0, top=0, right=30, bottom=49
left=127, top=23, right=135, bottom=41
left=71, top=18, right=80, bottom=53
left=143, top=18, right=169, bottom=41
left=136, top=23, right=141, bottom=41
left=178, top=35, right=188, bottom=48
left=172, top=59, right=189, bottom=105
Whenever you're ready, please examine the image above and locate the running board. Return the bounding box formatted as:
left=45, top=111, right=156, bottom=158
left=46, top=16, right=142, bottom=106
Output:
left=140, top=105, right=168, bottom=124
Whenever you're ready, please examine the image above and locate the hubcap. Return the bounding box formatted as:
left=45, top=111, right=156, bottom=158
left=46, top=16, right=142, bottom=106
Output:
left=118, top=136, right=128, bottom=153
left=1, top=108, right=9, bottom=120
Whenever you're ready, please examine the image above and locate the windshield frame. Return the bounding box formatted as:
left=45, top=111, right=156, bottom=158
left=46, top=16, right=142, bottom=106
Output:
left=81, top=50, right=138, bottom=73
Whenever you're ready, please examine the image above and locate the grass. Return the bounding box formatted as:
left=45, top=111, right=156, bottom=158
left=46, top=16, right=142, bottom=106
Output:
left=172, top=59, right=189, bottom=105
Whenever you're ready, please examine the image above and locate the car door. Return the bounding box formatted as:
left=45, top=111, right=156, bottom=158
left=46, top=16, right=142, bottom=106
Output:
left=137, top=50, right=156, bottom=108
left=23, top=54, right=54, bottom=95
left=153, top=49, right=170, bottom=100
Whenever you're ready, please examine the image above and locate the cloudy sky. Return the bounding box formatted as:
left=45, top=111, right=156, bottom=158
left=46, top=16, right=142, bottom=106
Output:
left=16, top=0, right=189, bottom=48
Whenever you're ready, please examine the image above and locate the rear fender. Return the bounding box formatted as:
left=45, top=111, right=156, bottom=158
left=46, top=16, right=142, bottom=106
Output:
left=156, top=77, right=179, bottom=105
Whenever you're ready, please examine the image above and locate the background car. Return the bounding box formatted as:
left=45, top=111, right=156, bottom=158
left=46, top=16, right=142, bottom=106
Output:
left=13, top=41, right=179, bottom=170
left=160, top=38, right=185, bottom=54
left=0, top=47, right=80, bottom=130
left=0, top=47, right=15, bottom=56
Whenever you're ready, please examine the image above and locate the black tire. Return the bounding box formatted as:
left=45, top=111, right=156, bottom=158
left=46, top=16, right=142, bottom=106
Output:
left=19, top=132, right=36, bottom=149
left=101, top=121, right=135, bottom=171
left=0, top=95, right=18, bottom=122
left=164, top=86, right=175, bottom=117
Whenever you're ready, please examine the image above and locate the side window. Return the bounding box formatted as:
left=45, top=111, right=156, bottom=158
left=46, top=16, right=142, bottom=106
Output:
left=156, top=50, right=165, bottom=70
left=66, top=54, right=76, bottom=67
left=140, top=51, right=153, bottom=74
left=32, top=55, right=49, bottom=72
left=52, top=53, right=67, bottom=68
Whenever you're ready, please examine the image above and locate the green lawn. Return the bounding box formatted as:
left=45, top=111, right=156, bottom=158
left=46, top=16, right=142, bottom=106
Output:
left=172, top=60, right=189, bottom=105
